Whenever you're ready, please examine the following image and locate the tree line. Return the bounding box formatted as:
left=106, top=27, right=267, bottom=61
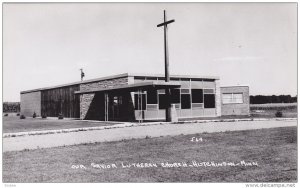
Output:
left=3, top=102, right=20, bottom=113
left=250, top=95, right=297, bottom=104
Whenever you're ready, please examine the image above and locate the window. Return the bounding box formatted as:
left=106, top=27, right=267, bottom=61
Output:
left=222, top=94, right=232, bottom=104
left=134, top=93, right=146, bottom=110
left=146, top=77, right=158, bottom=81
left=158, top=89, right=165, bottom=94
left=147, top=104, right=158, bottom=111
left=192, top=103, right=203, bottom=108
left=222, top=93, right=243, bottom=104
left=113, top=96, right=118, bottom=105
left=158, top=89, right=180, bottom=109
left=203, top=89, right=215, bottom=94
left=192, top=89, right=203, bottom=103
left=181, top=94, right=191, bottom=109
left=147, top=90, right=157, bottom=104
left=204, top=94, right=215, bottom=108
left=170, top=89, right=180, bottom=104
left=181, top=89, right=190, bottom=94
left=112, top=96, right=122, bottom=105
left=233, top=93, right=243, bottom=103
left=159, top=94, right=167, bottom=109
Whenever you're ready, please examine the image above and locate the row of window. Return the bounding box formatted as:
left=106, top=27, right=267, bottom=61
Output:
left=134, top=89, right=216, bottom=110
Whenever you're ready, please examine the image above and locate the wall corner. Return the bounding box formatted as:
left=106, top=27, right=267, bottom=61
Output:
left=215, top=80, right=221, bottom=116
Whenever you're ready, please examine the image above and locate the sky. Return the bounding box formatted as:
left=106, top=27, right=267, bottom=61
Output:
left=3, top=3, right=297, bottom=102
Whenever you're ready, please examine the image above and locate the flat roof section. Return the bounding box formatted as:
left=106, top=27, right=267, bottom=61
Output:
left=129, top=73, right=220, bottom=80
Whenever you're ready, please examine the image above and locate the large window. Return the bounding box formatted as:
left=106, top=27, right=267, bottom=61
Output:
left=204, top=94, right=215, bottom=108
left=181, top=94, right=191, bottom=109
left=192, top=89, right=203, bottom=103
left=171, top=89, right=180, bottom=104
left=147, top=90, right=157, bottom=104
left=157, top=89, right=166, bottom=109
left=159, top=94, right=167, bottom=109
left=180, top=89, right=191, bottom=109
left=222, top=93, right=243, bottom=104
left=158, top=89, right=180, bottom=109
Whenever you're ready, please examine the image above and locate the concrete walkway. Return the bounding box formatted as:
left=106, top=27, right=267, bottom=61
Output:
left=3, top=119, right=297, bottom=152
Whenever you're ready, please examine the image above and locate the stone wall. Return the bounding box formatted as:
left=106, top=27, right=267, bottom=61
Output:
left=80, top=93, right=95, bottom=119
left=80, top=77, right=128, bottom=92
left=221, top=86, right=250, bottom=116
left=79, top=77, right=128, bottom=119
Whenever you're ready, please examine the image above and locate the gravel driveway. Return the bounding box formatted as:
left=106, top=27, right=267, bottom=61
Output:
left=3, top=119, right=297, bottom=152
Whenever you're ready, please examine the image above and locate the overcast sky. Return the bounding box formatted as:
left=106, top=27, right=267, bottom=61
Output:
left=3, top=3, right=297, bottom=102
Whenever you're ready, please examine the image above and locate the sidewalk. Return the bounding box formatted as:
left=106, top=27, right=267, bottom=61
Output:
left=3, top=118, right=297, bottom=152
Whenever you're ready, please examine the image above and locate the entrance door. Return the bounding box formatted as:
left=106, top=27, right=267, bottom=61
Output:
left=108, top=95, right=123, bottom=121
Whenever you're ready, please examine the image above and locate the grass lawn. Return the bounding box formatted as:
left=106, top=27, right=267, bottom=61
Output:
left=250, top=109, right=297, bottom=118
left=2, top=116, right=118, bottom=133
left=3, top=103, right=297, bottom=133
left=3, top=126, right=297, bottom=183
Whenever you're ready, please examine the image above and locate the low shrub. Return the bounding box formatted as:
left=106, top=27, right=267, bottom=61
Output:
left=16, top=113, right=20, bottom=116
left=58, top=113, right=64, bottom=119
left=275, top=111, right=283, bottom=118
left=42, top=115, right=47, bottom=119
left=4, top=114, right=8, bottom=116
left=20, top=115, right=26, bottom=119
left=33, top=112, right=36, bottom=118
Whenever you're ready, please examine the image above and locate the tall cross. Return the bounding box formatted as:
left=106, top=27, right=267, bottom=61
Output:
left=157, top=10, right=175, bottom=122
left=157, top=10, right=175, bottom=82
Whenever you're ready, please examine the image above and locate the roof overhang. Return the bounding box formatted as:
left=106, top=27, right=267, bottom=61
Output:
left=74, top=81, right=181, bottom=95
left=21, top=73, right=219, bottom=94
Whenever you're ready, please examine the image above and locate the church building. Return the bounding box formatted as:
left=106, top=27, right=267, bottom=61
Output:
left=20, top=73, right=250, bottom=121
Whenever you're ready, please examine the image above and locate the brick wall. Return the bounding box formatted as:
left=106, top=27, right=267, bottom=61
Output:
left=20, top=91, right=41, bottom=117
left=221, top=86, right=250, bottom=116
left=79, top=77, right=129, bottom=119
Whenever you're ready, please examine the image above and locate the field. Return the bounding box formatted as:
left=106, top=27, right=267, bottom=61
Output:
left=250, top=103, right=297, bottom=118
left=2, top=116, right=117, bottom=133
left=250, top=103, right=297, bottom=109
left=3, top=126, right=297, bottom=183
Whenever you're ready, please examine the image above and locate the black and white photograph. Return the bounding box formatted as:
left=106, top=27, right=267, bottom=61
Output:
left=2, top=2, right=298, bottom=185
